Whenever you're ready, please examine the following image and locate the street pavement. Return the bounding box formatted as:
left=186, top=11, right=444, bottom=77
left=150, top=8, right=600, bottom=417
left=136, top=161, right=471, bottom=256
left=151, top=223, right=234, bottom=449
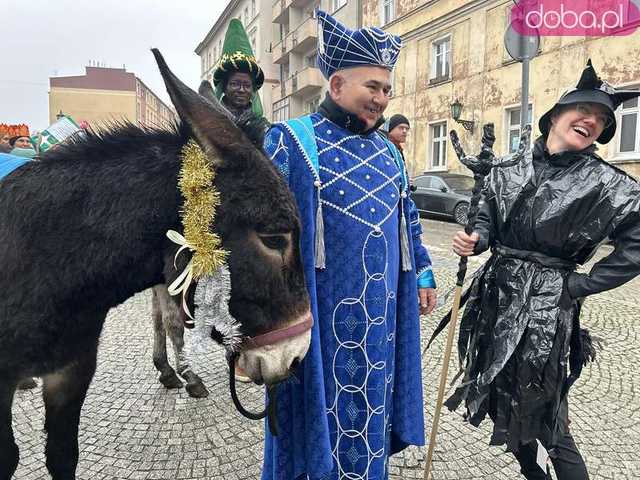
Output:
left=11, top=218, right=640, bottom=479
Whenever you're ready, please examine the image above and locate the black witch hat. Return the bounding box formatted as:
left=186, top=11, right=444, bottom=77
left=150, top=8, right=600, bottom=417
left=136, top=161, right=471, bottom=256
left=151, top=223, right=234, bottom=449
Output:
left=539, top=59, right=640, bottom=144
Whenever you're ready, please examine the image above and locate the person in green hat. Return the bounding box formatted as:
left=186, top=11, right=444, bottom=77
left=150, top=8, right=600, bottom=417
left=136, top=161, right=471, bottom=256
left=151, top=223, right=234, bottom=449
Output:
left=202, top=18, right=270, bottom=147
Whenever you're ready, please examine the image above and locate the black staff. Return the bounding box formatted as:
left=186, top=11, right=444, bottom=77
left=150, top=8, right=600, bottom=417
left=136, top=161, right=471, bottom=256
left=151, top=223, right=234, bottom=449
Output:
left=424, top=123, right=530, bottom=479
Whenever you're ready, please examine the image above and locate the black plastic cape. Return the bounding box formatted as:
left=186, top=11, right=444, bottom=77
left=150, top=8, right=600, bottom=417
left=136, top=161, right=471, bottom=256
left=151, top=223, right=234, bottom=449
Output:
left=439, top=137, right=640, bottom=453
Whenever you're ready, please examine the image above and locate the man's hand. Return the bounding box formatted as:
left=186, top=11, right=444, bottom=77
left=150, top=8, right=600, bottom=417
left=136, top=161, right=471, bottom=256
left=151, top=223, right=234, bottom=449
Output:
left=419, top=288, right=437, bottom=315
left=452, top=231, right=479, bottom=257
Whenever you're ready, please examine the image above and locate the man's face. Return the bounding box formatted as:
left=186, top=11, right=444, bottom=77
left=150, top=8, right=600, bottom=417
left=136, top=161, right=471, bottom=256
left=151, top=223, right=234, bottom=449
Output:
left=547, top=102, right=610, bottom=152
left=0, top=135, right=10, bottom=146
left=389, top=123, right=410, bottom=144
left=224, top=72, right=254, bottom=110
left=330, top=66, right=392, bottom=130
left=13, top=137, right=32, bottom=149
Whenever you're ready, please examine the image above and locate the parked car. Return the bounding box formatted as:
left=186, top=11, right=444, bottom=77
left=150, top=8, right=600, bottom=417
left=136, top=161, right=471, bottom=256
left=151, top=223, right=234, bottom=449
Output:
left=411, top=172, right=480, bottom=225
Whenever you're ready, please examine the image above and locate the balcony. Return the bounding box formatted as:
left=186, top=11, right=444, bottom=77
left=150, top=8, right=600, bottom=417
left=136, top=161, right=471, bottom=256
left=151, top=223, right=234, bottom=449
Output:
left=290, top=16, right=317, bottom=54
left=272, top=35, right=290, bottom=64
left=272, top=0, right=291, bottom=24
left=272, top=79, right=292, bottom=103
left=288, top=67, right=323, bottom=97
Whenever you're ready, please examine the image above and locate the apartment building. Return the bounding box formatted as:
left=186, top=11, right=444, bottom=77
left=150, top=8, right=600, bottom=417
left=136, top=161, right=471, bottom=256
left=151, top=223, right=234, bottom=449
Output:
left=271, top=0, right=361, bottom=120
left=196, top=0, right=277, bottom=120
left=363, top=0, right=640, bottom=178
left=49, top=66, right=175, bottom=129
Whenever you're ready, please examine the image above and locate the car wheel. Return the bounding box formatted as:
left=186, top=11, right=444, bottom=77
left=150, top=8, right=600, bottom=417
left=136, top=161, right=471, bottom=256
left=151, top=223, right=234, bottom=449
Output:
left=453, top=202, right=469, bottom=225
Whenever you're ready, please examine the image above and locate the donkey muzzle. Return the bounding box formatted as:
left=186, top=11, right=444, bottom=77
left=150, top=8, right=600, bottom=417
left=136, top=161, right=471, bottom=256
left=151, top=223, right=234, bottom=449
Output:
left=236, top=311, right=313, bottom=385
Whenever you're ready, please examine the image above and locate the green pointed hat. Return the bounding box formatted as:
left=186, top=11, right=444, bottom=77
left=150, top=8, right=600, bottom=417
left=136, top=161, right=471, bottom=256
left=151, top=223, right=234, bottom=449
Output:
left=213, top=19, right=264, bottom=117
left=213, top=19, right=265, bottom=90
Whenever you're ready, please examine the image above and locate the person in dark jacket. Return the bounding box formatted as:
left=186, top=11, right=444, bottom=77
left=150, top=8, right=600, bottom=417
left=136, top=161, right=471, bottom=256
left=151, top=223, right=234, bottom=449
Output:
left=387, top=114, right=410, bottom=152
left=450, top=60, right=640, bottom=479
left=207, top=18, right=270, bottom=148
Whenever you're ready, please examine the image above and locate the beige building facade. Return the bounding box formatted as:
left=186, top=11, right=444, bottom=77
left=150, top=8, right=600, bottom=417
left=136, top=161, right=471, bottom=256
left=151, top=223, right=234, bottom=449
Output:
left=271, top=0, right=361, bottom=121
left=196, top=0, right=277, bottom=121
left=49, top=66, right=175, bottom=129
left=362, top=0, right=640, bottom=179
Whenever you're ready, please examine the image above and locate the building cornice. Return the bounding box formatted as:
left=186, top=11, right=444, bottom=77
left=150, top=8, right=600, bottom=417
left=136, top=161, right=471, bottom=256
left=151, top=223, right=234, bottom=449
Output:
left=388, top=0, right=505, bottom=42
left=195, top=0, right=243, bottom=54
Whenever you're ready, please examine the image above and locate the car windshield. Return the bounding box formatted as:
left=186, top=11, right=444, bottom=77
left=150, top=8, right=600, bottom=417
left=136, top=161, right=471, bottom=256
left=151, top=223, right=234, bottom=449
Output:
left=445, top=176, right=475, bottom=191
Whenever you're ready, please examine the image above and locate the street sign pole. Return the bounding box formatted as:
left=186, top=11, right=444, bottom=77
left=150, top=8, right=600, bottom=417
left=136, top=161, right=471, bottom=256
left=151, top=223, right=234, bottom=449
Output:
left=504, top=19, right=539, bottom=135
left=520, top=55, right=530, bottom=132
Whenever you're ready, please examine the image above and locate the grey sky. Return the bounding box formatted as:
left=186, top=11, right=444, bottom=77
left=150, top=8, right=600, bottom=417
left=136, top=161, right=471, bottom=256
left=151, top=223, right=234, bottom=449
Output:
left=1, top=0, right=226, bottom=131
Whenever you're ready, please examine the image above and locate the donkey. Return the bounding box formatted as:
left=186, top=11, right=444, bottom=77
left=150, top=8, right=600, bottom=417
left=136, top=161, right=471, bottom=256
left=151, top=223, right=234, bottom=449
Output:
left=0, top=49, right=311, bottom=480
left=150, top=284, right=209, bottom=398
left=147, top=78, right=271, bottom=399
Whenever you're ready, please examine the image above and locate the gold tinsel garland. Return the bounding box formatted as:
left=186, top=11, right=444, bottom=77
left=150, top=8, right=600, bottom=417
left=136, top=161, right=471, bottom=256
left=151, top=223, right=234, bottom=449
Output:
left=178, top=140, right=227, bottom=276
left=167, top=140, right=227, bottom=318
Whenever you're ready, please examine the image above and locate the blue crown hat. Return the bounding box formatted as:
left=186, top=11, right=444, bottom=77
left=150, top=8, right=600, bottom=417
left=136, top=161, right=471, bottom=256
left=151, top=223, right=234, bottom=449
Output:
left=316, top=9, right=402, bottom=79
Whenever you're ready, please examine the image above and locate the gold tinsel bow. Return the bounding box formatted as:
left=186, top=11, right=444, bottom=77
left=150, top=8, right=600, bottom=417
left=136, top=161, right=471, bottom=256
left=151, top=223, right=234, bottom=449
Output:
left=167, top=140, right=227, bottom=319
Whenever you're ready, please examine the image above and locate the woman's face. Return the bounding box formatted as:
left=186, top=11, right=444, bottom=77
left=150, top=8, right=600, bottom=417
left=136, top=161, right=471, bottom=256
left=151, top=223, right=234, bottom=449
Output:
left=13, top=137, right=32, bottom=149
left=547, top=102, right=611, bottom=153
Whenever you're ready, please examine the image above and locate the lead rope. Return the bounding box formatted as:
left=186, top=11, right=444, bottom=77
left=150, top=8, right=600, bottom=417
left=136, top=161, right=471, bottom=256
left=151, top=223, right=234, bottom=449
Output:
left=227, top=352, right=279, bottom=436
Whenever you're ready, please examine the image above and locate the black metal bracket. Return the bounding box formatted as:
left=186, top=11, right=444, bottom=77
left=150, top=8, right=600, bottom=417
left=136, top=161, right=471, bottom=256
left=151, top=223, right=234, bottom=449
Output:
left=454, top=118, right=475, bottom=133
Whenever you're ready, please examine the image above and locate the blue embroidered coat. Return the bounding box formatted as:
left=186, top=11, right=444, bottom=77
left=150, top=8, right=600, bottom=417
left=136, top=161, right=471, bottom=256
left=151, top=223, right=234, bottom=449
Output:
left=262, top=112, right=434, bottom=480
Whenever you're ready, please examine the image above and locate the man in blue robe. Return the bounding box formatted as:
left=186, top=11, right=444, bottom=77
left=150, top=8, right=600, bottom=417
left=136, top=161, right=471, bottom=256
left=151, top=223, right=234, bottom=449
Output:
left=261, top=10, right=437, bottom=480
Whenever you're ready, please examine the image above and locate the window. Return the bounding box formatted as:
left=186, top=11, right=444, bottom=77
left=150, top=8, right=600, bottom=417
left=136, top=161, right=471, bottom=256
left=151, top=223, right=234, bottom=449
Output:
left=413, top=176, right=433, bottom=189
left=331, top=0, right=347, bottom=13
left=201, top=55, right=205, bottom=75
left=390, top=69, right=396, bottom=97
left=306, top=96, right=321, bottom=114
left=305, top=52, right=316, bottom=68
left=250, top=29, right=257, bottom=53
left=273, top=99, right=290, bottom=122
left=506, top=104, right=533, bottom=153
left=429, top=122, right=447, bottom=170
left=380, top=0, right=395, bottom=24
left=430, top=177, right=447, bottom=191
left=244, top=7, right=249, bottom=25
left=251, top=0, right=256, bottom=19
left=430, top=36, right=451, bottom=83
left=618, top=96, right=639, bottom=154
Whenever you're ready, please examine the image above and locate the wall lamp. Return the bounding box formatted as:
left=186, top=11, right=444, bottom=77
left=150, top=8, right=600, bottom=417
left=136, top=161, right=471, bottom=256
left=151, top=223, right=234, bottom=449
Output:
left=450, top=98, right=475, bottom=133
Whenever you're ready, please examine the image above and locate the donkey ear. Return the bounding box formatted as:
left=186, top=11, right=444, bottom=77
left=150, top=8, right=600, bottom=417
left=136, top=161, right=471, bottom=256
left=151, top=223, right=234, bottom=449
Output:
left=151, top=48, right=251, bottom=163
left=198, top=80, right=218, bottom=104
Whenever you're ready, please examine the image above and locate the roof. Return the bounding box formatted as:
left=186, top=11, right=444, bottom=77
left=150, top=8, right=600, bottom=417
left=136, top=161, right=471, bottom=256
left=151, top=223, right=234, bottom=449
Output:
left=50, top=67, right=136, bottom=92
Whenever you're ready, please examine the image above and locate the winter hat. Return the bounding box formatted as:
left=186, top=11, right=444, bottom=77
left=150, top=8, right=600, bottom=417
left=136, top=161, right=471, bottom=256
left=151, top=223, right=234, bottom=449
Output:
left=388, top=114, right=410, bottom=132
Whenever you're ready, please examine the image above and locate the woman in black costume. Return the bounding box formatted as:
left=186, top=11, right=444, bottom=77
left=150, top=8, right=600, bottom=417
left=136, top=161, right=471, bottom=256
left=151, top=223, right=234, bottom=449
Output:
left=451, top=60, right=640, bottom=479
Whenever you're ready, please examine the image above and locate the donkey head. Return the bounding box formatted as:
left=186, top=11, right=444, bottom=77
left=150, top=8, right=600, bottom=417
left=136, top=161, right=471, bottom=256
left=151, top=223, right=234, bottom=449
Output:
left=153, top=49, right=310, bottom=385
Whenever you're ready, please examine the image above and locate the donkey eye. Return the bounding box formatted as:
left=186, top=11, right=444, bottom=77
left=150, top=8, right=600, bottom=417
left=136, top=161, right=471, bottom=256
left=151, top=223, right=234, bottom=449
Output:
left=258, top=234, right=289, bottom=251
